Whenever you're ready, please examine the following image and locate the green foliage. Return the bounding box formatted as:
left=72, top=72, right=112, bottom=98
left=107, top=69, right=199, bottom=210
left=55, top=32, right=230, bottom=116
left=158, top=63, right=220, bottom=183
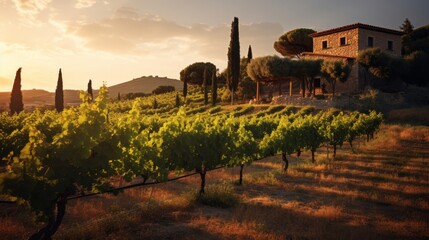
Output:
left=403, top=51, right=429, bottom=86
left=247, top=56, right=321, bottom=92
left=1, top=85, right=117, bottom=222
left=0, top=86, right=385, bottom=238
left=55, top=69, right=64, bottom=112
left=400, top=18, right=414, bottom=34
left=175, top=93, right=180, bottom=107
left=152, top=85, right=175, bottom=95
left=180, top=62, right=216, bottom=85
left=402, top=24, right=429, bottom=55
left=232, top=106, right=254, bottom=117
left=208, top=106, right=222, bottom=114
left=321, top=60, right=351, bottom=96
left=227, top=17, right=240, bottom=104
left=357, top=48, right=402, bottom=80
left=274, top=28, right=316, bottom=57
left=211, top=71, right=217, bottom=106
left=203, top=68, right=208, bottom=105
left=247, top=45, right=253, bottom=61
left=87, top=80, right=93, bottom=102
left=10, top=68, right=24, bottom=114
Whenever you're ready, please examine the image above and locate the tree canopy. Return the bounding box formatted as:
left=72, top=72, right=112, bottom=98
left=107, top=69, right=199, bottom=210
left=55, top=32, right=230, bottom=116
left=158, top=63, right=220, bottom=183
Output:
left=180, top=62, right=216, bottom=85
left=321, top=60, right=351, bottom=97
left=400, top=18, right=414, bottom=35
left=152, top=85, right=175, bottom=95
left=274, top=28, right=316, bottom=57
left=402, top=24, right=429, bottom=55
left=246, top=56, right=321, bottom=83
left=357, top=48, right=402, bottom=80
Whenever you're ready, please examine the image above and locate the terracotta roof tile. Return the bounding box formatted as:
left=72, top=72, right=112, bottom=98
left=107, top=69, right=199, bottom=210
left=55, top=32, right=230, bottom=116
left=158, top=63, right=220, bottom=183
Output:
left=309, top=23, right=404, bottom=37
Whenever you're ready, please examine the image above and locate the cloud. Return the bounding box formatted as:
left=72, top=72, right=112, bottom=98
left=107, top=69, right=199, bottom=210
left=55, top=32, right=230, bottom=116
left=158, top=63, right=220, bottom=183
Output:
left=12, top=0, right=51, bottom=16
left=75, top=0, right=96, bottom=9
left=68, top=7, right=284, bottom=60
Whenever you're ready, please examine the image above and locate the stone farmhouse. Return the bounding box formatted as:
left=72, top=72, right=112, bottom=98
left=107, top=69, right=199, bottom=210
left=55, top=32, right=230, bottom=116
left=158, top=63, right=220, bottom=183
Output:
left=302, top=23, right=403, bottom=94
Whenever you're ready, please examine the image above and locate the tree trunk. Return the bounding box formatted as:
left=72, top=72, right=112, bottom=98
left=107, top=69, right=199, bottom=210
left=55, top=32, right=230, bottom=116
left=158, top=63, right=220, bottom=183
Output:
left=197, top=166, right=206, bottom=194
left=349, top=140, right=353, bottom=148
left=141, top=174, right=148, bottom=184
left=231, top=89, right=234, bottom=105
left=367, top=134, right=370, bottom=142
left=311, top=150, right=315, bottom=163
left=289, top=79, right=292, bottom=96
left=301, top=78, right=305, bottom=98
left=29, top=196, right=68, bottom=240
left=296, top=148, right=301, bottom=157
left=239, top=164, right=244, bottom=185
left=312, top=79, right=316, bottom=96
left=282, top=152, right=289, bottom=172
left=256, top=82, right=260, bottom=102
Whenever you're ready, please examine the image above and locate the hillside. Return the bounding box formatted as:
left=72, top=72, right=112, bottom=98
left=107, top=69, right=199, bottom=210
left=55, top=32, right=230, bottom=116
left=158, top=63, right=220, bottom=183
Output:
left=0, top=76, right=182, bottom=109
left=107, top=76, right=183, bottom=97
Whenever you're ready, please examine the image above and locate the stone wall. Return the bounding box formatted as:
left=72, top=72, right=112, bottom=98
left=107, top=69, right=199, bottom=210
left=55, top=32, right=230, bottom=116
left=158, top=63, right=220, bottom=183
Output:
left=358, top=29, right=402, bottom=56
left=313, top=28, right=359, bottom=58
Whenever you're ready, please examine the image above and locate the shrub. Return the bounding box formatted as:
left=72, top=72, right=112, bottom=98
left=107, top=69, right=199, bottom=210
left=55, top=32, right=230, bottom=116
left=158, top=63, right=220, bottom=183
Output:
left=152, top=85, right=175, bottom=95
left=195, top=182, right=238, bottom=208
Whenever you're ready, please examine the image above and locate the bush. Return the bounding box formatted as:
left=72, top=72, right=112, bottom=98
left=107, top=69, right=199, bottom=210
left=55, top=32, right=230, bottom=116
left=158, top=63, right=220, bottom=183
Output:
left=195, top=182, right=238, bottom=208
left=233, top=106, right=255, bottom=117
left=208, top=106, right=222, bottom=114
left=152, top=86, right=175, bottom=95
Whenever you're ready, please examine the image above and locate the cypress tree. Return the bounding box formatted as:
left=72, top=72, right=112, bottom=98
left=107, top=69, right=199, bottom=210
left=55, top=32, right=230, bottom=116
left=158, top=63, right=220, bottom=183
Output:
left=247, top=45, right=253, bottom=62
left=153, top=98, right=158, bottom=109
left=183, top=77, right=187, bottom=100
left=55, top=68, right=64, bottom=112
left=87, top=79, right=93, bottom=102
left=211, top=70, right=217, bottom=106
left=175, top=92, right=180, bottom=107
left=400, top=18, right=414, bottom=34
left=227, top=17, right=240, bottom=105
left=10, top=68, right=23, bottom=114
left=203, top=68, right=208, bottom=105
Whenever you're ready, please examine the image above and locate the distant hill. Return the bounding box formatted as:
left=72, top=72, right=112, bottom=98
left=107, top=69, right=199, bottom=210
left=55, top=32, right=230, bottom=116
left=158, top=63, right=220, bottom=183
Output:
left=107, top=76, right=182, bottom=97
left=0, top=76, right=182, bottom=110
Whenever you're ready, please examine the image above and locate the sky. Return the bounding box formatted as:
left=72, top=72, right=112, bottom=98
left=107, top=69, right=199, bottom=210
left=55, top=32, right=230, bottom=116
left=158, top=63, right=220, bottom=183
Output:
left=0, top=0, right=428, bottom=92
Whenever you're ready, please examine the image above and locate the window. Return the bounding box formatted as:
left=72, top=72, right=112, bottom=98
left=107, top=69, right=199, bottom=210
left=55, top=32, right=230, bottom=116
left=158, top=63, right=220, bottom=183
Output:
left=340, top=37, right=346, bottom=46
left=368, top=37, right=374, bottom=47
left=322, top=40, right=328, bottom=49
left=388, top=41, right=393, bottom=50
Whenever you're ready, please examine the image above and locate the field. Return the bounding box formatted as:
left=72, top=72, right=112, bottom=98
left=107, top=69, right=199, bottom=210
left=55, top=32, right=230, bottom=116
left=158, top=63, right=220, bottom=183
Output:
left=1, top=123, right=428, bottom=240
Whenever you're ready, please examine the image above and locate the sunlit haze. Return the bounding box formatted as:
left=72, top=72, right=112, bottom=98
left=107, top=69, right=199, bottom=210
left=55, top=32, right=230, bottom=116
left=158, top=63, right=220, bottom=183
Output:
left=0, top=0, right=428, bottom=92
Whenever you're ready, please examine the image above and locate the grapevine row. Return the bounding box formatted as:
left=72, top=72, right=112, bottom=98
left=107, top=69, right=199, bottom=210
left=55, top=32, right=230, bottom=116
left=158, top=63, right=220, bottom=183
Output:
left=0, top=86, right=382, bottom=239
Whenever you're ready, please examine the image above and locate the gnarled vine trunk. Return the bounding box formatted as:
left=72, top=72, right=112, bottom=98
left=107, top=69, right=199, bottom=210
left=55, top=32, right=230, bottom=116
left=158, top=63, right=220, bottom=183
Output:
left=29, top=196, right=68, bottom=240
left=311, top=150, right=315, bottom=163
left=196, top=166, right=206, bottom=194
left=282, top=152, right=289, bottom=172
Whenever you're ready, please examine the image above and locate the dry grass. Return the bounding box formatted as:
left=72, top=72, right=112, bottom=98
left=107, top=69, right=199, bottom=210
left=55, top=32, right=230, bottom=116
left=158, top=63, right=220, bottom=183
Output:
left=388, top=107, right=429, bottom=125
left=1, top=124, right=428, bottom=239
